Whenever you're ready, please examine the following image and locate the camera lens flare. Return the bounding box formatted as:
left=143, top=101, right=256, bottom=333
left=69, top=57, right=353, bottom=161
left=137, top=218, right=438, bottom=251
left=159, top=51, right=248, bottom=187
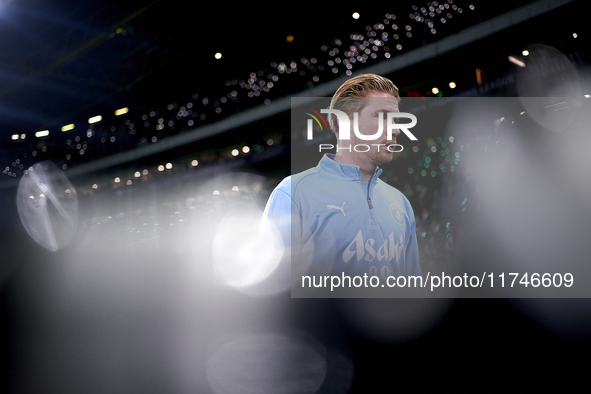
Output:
left=212, top=210, right=284, bottom=290
left=16, top=161, right=79, bottom=251
left=206, top=330, right=327, bottom=394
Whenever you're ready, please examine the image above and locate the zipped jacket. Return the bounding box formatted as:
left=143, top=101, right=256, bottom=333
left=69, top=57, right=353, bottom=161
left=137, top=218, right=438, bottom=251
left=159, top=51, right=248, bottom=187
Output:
left=262, top=154, right=421, bottom=279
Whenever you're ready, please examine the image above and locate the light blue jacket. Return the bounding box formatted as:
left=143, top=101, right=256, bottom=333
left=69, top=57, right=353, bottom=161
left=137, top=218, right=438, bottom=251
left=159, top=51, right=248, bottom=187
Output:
left=262, top=154, right=421, bottom=279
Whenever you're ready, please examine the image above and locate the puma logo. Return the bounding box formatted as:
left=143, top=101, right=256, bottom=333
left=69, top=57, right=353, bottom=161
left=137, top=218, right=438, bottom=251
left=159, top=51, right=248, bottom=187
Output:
left=327, top=202, right=346, bottom=217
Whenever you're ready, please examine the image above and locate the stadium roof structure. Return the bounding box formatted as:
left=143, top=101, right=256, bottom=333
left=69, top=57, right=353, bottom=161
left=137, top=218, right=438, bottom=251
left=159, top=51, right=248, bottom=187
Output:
left=0, top=0, right=586, bottom=179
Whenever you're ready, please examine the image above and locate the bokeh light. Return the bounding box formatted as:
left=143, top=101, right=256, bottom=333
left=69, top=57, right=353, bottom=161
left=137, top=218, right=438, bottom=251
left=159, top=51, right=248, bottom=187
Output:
left=206, top=330, right=327, bottom=394
left=340, top=298, right=454, bottom=342
left=212, top=210, right=283, bottom=290
left=16, top=161, right=79, bottom=252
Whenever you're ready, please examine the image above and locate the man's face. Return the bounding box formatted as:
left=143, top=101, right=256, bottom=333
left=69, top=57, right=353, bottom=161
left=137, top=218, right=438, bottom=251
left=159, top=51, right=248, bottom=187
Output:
left=346, top=91, right=400, bottom=167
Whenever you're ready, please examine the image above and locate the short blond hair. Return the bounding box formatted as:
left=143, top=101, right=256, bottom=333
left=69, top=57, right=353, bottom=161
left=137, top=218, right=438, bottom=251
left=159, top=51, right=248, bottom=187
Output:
left=328, top=73, right=400, bottom=134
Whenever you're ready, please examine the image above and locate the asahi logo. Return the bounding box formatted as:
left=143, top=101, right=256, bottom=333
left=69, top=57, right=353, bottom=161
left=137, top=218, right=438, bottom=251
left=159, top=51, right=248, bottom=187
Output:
left=303, top=108, right=418, bottom=153
left=343, top=230, right=404, bottom=263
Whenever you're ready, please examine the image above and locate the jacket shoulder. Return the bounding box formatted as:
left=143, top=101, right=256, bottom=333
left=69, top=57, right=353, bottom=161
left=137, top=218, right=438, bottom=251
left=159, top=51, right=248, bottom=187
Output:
left=270, top=166, right=321, bottom=200
left=290, top=166, right=323, bottom=193
left=377, top=179, right=414, bottom=211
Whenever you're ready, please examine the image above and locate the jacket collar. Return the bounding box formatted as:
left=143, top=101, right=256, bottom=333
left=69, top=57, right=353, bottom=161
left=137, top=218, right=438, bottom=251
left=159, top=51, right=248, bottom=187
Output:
left=319, top=154, right=382, bottom=183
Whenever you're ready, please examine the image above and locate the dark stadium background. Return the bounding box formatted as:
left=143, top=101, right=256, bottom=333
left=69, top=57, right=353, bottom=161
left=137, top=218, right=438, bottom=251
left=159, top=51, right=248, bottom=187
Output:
left=0, top=0, right=590, bottom=392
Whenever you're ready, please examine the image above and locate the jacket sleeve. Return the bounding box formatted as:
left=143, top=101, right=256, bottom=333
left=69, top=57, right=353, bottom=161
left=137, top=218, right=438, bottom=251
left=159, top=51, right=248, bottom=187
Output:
left=261, top=179, right=292, bottom=250
left=403, top=199, right=422, bottom=277
left=405, top=215, right=422, bottom=277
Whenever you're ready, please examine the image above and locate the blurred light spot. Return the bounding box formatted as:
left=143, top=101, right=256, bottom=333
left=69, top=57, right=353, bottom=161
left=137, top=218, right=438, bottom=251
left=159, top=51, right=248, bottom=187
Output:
left=11, top=134, right=19, bottom=140
left=134, top=171, right=141, bottom=178
left=431, top=87, right=439, bottom=94
left=114, top=177, right=120, bottom=183
left=342, top=299, right=453, bottom=342
left=165, top=162, right=173, bottom=170
left=114, top=107, right=129, bottom=116
left=517, top=46, right=580, bottom=129
left=207, top=331, right=327, bottom=394
left=231, top=149, right=239, bottom=156
left=242, top=146, right=250, bottom=153
left=212, top=210, right=284, bottom=289
left=573, top=32, right=577, bottom=38
left=158, top=165, right=165, bottom=172
left=352, top=12, right=360, bottom=19
left=35, top=130, right=49, bottom=138
left=92, top=184, right=98, bottom=189
left=476, top=68, right=482, bottom=84
left=522, top=50, right=529, bottom=56
left=449, top=82, right=456, bottom=89
left=286, top=35, right=294, bottom=42
left=88, top=115, right=102, bottom=124
left=212, top=190, right=220, bottom=195
left=16, top=161, right=79, bottom=252
left=508, top=56, right=525, bottom=67
left=126, top=180, right=132, bottom=185
left=511, top=299, right=591, bottom=338
left=61, top=123, right=75, bottom=132
left=214, top=52, right=222, bottom=59
left=191, top=160, right=199, bottom=166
